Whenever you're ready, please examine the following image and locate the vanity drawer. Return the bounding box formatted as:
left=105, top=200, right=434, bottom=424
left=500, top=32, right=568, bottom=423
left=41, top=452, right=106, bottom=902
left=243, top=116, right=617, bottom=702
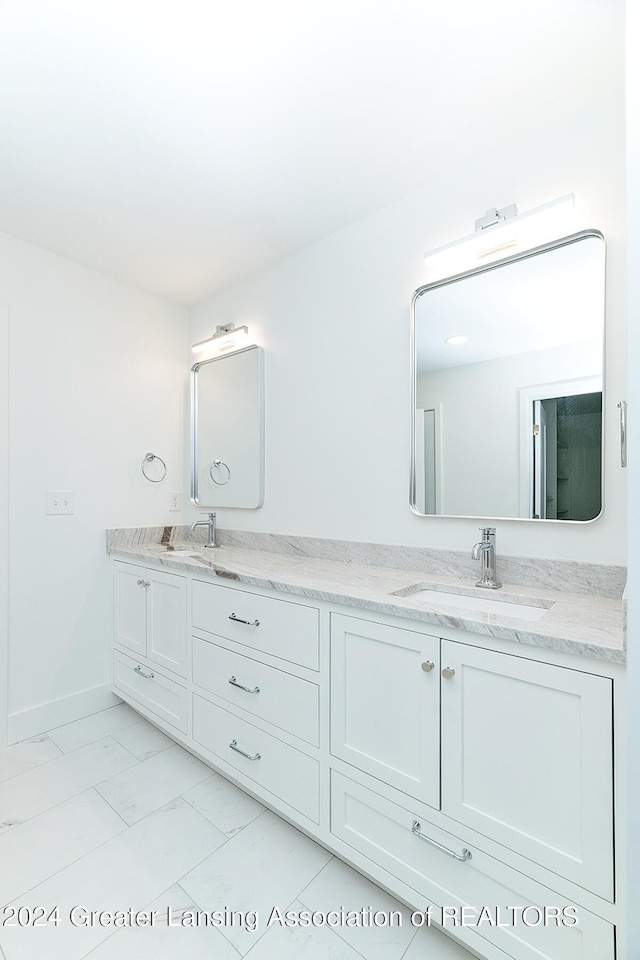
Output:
left=330, top=771, right=614, bottom=960
left=193, top=637, right=319, bottom=745
left=192, top=579, right=319, bottom=670
left=113, top=650, right=188, bottom=733
left=193, top=694, right=319, bottom=822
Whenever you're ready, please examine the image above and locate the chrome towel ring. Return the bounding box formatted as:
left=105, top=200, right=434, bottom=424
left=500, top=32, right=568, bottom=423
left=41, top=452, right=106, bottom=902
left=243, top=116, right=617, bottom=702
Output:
left=210, top=458, right=231, bottom=485
left=141, top=452, right=167, bottom=482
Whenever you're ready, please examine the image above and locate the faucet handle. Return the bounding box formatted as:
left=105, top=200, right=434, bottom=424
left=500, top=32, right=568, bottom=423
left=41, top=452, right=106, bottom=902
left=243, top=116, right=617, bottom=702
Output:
left=479, top=526, right=495, bottom=537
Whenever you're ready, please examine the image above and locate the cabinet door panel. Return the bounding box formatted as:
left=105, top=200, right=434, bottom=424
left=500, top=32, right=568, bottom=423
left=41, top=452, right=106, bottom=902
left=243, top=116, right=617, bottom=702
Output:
left=440, top=640, right=613, bottom=900
left=331, top=614, right=440, bottom=808
left=113, top=561, right=147, bottom=656
left=147, top=569, right=188, bottom=677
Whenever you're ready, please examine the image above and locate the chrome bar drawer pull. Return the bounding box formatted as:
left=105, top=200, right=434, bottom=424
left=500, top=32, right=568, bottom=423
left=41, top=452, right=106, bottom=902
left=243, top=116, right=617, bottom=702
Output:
left=134, top=665, right=154, bottom=679
left=229, top=739, right=261, bottom=761
left=618, top=400, right=628, bottom=468
left=229, top=613, right=260, bottom=627
left=228, top=675, right=260, bottom=694
left=411, top=820, right=472, bottom=862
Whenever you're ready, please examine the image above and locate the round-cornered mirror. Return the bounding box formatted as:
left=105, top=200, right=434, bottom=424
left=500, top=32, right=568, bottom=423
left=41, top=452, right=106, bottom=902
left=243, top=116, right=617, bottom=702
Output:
left=410, top=230, right=605, bottom=521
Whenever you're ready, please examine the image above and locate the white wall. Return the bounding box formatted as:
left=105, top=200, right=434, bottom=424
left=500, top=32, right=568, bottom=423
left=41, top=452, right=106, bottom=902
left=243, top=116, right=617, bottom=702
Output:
left=2, top=231, right=188, bottom=743
left=189, top=101, right=626, bottom=564
left=0, top=299, right=8, bottom=746
left=626, top=1, right=639, bottom=955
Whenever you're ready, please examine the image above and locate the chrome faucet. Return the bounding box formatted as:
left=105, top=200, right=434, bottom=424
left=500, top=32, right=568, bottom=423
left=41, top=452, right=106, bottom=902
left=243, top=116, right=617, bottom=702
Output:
left=471, top=527, right=501, bottom=589
left=191, top=512, right=218, bottom=548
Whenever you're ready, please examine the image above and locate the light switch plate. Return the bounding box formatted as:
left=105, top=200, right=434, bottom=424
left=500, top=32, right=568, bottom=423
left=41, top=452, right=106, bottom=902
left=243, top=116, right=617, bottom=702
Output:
left=47, top=490, right=75, bottom=515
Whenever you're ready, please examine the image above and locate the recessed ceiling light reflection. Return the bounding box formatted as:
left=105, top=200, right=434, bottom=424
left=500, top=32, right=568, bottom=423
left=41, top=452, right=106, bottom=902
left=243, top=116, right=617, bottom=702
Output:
left=444, top=335, right=469, bottom=346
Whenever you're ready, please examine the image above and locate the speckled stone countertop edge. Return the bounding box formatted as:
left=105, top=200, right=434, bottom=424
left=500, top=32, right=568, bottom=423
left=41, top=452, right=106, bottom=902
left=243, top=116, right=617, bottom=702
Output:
left=106, top=532, right=625, bottom=666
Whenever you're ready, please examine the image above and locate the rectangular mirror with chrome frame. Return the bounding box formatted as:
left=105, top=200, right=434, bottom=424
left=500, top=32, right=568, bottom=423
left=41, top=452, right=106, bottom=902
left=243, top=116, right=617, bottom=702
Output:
left=191, top=345, right=264, bottom=508
left=410, top=230, right=605, bottom=522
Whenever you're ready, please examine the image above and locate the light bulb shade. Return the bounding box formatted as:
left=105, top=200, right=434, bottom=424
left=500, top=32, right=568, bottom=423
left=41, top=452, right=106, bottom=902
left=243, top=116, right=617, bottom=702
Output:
left=192, top=324, right=250, bottom=355
left=424, top=194, right=575, bottom=281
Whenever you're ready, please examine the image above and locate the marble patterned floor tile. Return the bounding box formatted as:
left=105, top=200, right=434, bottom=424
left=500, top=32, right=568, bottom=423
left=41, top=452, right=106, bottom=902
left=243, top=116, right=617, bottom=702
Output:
left=81, top=883, right=240, bottom=959
left=0, top=737, right=137, bottom=833
left=402, top=924, right=478, bottom=959
left=47, top=704, right=141, bottom=753
left=180, top=810, right=332, bottom=954
left=299, top=857, right=415, bottom=960
left=0, top=733, right=62, bottom=783
left=0, top=790, right=126, bottom=906
left=182, top=770, right=265, bottom=837
left=111, top=719, right=175, bottom=761
left=243, top=898, right=364, bottom=960
left=0, top=798, right=227, bottom=960
left=95, top=745, right=213, bottom=825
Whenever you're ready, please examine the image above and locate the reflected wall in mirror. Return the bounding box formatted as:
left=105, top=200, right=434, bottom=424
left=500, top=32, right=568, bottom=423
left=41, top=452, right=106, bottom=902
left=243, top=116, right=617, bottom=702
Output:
left=411, top=231, right=605, bottom=521
left=191, top=345, right=264, bottom=508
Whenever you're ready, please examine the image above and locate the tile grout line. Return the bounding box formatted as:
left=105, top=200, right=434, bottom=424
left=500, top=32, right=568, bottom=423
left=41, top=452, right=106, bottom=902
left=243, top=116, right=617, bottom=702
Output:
left=296, top=856, right=417, bottom=960
left=44, top=708, right=144, bottom=753
left=1, top=789, right=131, bottom=908
left=180, top=791, right=265, bottom=837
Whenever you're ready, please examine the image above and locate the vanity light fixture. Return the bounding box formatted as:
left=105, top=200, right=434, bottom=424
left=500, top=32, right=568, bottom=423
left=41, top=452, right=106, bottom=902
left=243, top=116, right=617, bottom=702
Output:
left=445, top=335, right=469, bottom=346
left=424, top=194, right=575, bottom=280
left=192, top=323, right=249, bottom=355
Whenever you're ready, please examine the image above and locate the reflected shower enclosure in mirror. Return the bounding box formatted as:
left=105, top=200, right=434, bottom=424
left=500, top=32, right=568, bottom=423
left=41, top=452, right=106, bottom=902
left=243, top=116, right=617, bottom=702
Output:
left=191, top=345, right=264, bottom=508
left=410, top=230, right=605, bottom=521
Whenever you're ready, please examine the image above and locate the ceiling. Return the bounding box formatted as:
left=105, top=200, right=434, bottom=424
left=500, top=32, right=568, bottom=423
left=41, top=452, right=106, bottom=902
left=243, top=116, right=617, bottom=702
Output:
left=0, top=0, right=622, bottom=304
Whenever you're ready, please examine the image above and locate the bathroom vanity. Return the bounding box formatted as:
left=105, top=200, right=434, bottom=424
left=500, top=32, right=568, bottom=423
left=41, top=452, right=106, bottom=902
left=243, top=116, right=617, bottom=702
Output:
left=108, top=529, right=625, bottom=960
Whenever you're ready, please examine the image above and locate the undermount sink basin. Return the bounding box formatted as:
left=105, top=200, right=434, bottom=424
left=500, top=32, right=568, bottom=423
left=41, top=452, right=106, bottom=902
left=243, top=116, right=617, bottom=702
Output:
left=393, top=585, right=552, bottom=621
left=163, top=548, right=207, bottom=559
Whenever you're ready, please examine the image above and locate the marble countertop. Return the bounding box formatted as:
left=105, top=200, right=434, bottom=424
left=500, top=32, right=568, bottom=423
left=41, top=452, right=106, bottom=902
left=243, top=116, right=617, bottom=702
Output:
left=107, top=540, right=625, bottom=665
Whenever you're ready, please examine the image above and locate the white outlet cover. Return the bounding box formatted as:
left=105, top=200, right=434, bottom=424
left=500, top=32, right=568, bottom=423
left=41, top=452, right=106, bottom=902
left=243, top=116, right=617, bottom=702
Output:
left=46, top=490, right=75, bottom=515
left=169, top=491, right=181, bottom=511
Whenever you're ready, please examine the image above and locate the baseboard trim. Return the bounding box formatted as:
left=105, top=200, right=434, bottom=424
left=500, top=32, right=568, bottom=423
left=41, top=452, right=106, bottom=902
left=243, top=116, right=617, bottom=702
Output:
left=7, top=683, right=122, bottom=744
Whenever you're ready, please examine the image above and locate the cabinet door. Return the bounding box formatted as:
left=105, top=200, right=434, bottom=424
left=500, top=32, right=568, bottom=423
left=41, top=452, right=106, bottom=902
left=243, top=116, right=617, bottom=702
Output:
left=440, top=640, right=614, bottom=900
left=147, top=568, right=187, bottom=677
left=113, top=561, right=147, bottom=656
left=331, top=614, right=440, bottom=808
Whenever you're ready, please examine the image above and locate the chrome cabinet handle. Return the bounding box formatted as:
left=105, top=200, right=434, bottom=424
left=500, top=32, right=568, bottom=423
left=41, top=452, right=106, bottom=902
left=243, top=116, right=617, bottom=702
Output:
left=136, top=579, right=150, bottom=587
left=618, top=401, right=628, bottom=468
left=441, top=666, right=456, bottom=679
left=229, top=739, right=261, bottom=761
left=421, top=660, right=435, bottom=673
left=228, top=675, right=260, bottom=694
left=134, top=665, right=154, bottom=679
left=229, top=613, right=260, bottom=627
left=411, top=820, right=472, bottom=862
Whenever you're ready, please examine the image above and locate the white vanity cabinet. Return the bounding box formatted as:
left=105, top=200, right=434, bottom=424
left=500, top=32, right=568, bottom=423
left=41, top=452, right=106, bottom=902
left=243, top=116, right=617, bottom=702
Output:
left=112, top=560, right=189, bottom=733
left=110, top=556, right=620, bottom=960
left=328, top=610, right=616, bottom=960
